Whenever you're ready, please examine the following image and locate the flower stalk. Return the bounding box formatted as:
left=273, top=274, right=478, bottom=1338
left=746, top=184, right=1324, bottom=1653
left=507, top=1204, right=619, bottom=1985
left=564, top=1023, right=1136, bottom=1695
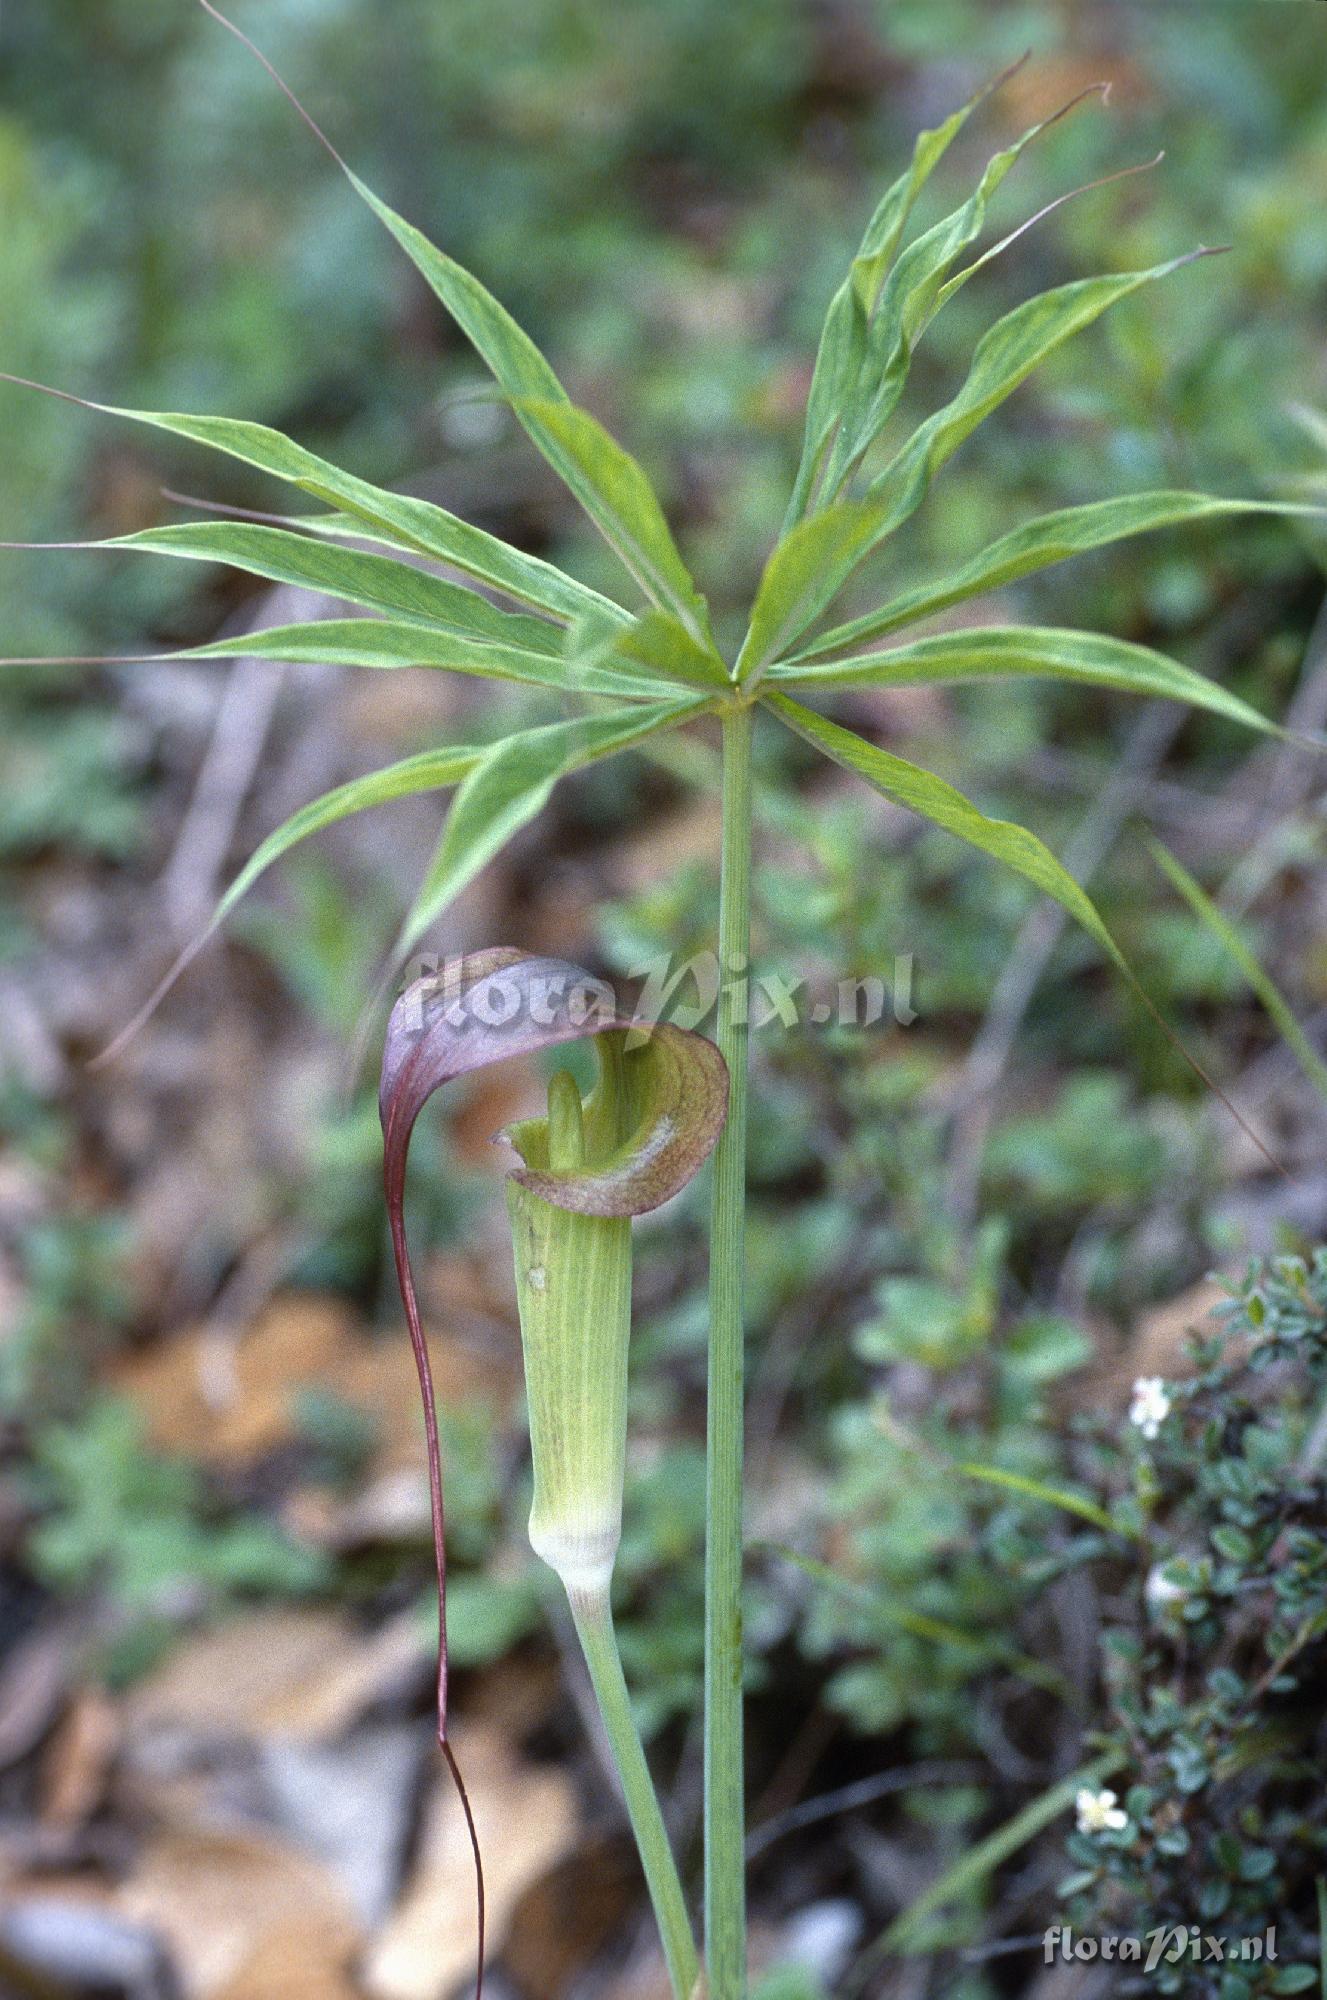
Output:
left=570, top=1587, right=701, bottom=2000
left=381, top=955, right=726, bottom=1998
left=704, top=702, right=753, bottom=1997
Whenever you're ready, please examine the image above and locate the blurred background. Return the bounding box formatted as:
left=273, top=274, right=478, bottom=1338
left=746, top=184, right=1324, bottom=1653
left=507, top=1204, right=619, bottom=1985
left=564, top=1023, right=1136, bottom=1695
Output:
left=2, top=2, right=1327, bottom=1996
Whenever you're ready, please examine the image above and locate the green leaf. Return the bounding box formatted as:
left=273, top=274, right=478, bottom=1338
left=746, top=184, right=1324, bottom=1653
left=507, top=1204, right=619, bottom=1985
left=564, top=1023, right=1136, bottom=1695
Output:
left=345, top=175, right=710, bottom=638
left=958, top=1462, right=1125, bottom=1536
left=865, top=249, right=1221, bottom=539
left=443, top=1574, right=539, bottom=1670
left=764, top=692, right=1285, bottom=1175
left=1269, top=1969, right=1319, bottom=1996
left=71, top=517, right=705, bottom=699
left=754, top=1542, right=1068, bottom=1696
left=1147, top=837, right=1327, bottom=1100
left=871, top=250, right=1218, bottom=496
left=513, top=399, right=716, bottom=646
left=568, top=605, right=732, bottom=693
left=785, top=70, right=999, bottom=524
left=821, top=85, right=1106, bottom=501
left=0, top=376, right=623, bottom=628
left=97, top=742, right=488, bottom=1065
left=795, top=493, right=1325, bottom=658
left=396, top=698, right=704, bottom=959
left=857, top=1755, right=1126, bottom=1970
left=91, top=519, right=575, bottom=646
left=742, top=252, right=1213, bottom=677
left=762, top=690, right=1132, bottom=977
left=770, top=622, right=1287, bottom=738
left=223, top=747, right=490, bottom=931
left=182, top=618, right=671, bottom=701
left=737, top=497, right=899, bottom=682
left=349, top=171, right=565, bottom=402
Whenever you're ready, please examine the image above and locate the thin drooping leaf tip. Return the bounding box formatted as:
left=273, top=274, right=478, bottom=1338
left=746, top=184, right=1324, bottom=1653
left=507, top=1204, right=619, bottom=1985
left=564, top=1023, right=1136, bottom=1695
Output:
left=970, top=149, right=1168, bottom=281
left=87, top=936, right=215, bottom=1072
left=0, top=650, right=154, bottom=665
left=159, top=486, right=298, bottom=528
left=1148, top=242, right=1232, bottom=282
left=1002, top=76, right=1114, bottom=151
left=1053, top=79, right=1112, bottom=125
left=1038, top=145, right=1166, bottom=216
left=0, top=542, right=100, bottom=556
left=0, top=369, right=96, bottom=412
left=986, top=49, right=1034, bottom=98
left=195, top=1, right=351, bottom=176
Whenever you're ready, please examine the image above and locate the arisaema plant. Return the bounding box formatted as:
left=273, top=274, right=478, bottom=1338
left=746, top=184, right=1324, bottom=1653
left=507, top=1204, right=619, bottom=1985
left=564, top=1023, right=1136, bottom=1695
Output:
left=3, top=11, right=1321, bottom=1996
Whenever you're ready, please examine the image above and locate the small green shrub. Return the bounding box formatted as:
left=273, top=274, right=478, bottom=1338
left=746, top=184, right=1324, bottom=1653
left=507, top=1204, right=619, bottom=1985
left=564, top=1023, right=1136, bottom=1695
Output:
left=1060, top=1254, right=1327, bottom=1993
left=25, top=1396, right=330, bottom=1680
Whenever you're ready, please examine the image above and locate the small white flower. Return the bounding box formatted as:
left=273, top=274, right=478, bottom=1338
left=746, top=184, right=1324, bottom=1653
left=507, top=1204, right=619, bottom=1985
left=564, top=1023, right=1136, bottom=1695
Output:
left=1130, top=1375, right=1171, bottom=1441
left=1076, top=1787, right=1129, bottom=1837
left=1145, top=1563, right=1188, bottom=1611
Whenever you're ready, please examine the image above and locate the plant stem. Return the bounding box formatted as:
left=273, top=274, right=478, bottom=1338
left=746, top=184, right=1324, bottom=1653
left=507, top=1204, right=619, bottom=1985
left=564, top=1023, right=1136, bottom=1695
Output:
left=705, top=702, right=753, bottom=1997
left=569, top=1586, right=700, bottom=2000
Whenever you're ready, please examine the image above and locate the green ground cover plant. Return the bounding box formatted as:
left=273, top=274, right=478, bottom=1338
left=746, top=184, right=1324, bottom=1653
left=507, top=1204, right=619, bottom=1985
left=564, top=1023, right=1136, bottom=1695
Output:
left=1057, top=1254, right=1327, bottom=1998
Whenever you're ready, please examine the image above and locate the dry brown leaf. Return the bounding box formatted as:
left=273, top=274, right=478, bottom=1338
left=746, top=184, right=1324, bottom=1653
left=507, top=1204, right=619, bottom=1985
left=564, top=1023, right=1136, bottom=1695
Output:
left=1133, top=1279, right=1230, bottom=1375
left=208, top=1922, right=363, bottom=2000
left=598, top=1966, right=674, bottom=2000
left=0, top=1874, right=116, bottom=1916
left=363, top=1722, right=577, bottom=2000
left=275, top=1611, right=431, bottom=1740
left=1090, top=1278, right=1231, bottom=1403
left=421, top=1253, right=519, bottom=1331
left=459, top=1653, right=562, bottom=1743
left=501, top=1837, right=635, bottom=1999
left=116, top=1825, right=361, bottom=2000
left=284, top=1469, right=436, bottom=1551
left=123, top=1608, right=361, bottom=1745
left=341, top=666, right=459, bottom=748
left=446, top=1061, right=549, bottom=1172
left=40, top=1689, right=120, bottom=1831
left=0, top=1631, right=69, bottom=1773
left=111, top=1291, right=516, bottom=1478
left=111, top=1295, right=359, bottom=1465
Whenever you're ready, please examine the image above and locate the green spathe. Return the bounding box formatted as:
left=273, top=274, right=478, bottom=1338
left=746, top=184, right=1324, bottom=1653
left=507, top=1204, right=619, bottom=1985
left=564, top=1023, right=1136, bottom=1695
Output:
left=501, top=1055, right=705, bottom=1997
left=508, top=1185, right=631, bottom=1594
left=500, top=1023, right=727, bottom=1590
left=506, top=1058, right=636, bottom=1595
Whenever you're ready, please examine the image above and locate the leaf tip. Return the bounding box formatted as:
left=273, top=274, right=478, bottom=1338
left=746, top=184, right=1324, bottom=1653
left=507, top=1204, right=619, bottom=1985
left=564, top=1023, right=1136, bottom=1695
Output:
left=988, top=49, right=1034, bottom=97
left=195, top=0, right=351, bottom=177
